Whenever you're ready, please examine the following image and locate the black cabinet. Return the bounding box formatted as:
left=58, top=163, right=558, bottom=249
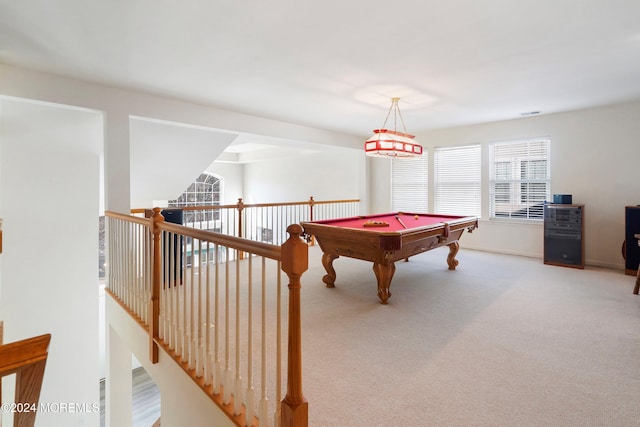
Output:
left=544, top=204, right=584, bottom=269
left=624, top=206, right=640, bottom=276
left=162, top=208, right=183, bottom=284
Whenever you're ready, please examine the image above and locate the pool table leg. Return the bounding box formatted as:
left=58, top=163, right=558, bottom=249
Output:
left=373, top=262, right=396, bottom=304
left=447, top=242, right=460, bottom=270
left=321, top=252, right=339, bottom=288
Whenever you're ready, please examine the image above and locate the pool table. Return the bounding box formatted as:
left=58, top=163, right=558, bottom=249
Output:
left=301, top=212, right=478, bottom=304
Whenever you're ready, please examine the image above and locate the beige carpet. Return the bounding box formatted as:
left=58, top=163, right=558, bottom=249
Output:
left=299, top=246, right=640, bottom=426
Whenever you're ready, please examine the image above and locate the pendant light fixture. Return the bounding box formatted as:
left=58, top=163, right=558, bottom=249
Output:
left=364, top=97, right=422, bottom=158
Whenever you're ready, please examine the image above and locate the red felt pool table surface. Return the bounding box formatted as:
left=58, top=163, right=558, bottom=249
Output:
left=316, top=212, right=466, bottom=232
left=301, top=212, right=478, bottom=304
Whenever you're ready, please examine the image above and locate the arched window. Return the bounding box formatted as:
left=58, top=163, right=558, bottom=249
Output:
left=168, top=172, right=222, bottom=224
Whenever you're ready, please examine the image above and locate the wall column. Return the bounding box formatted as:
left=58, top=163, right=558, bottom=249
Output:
left=106, top=324, right=133, bottom=427
left=104, top=111, right=131, bottom=212
left=103, top=112, right=133, bottom=427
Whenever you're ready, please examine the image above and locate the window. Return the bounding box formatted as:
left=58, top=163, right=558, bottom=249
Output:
left=168, top=172, right=222, bottom=224
left=434, top=144, right=481, bottom=217
left=391, top=155, right=428, bottom=212
left=490, top=138, right=550, bottom=220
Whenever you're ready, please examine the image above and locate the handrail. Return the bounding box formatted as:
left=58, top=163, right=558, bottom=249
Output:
left=132, top=196, right=360, bottom=214
left=106, top=209, right=308, bottom=426
left=157, top=221, right=281, bottom=260
left=107, top=199, right=359, bottom=425
left=130, top=197, right=360, bottom=252
left=106, top=210, right=150, bottom=225
left=0, top=333, right=52, bottom=427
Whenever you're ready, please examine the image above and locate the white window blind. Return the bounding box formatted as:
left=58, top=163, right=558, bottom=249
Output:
left=434, top=145, right=481, bottom=216
left=489, top=138, right=550, bottom=220
left=392, top=155, right=428, bottom=212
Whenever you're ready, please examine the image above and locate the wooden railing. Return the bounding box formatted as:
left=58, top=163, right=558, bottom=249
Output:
left=106, top=209, right=308, bottom=427
left=0, top=328, right=52, bottom=427
left=132, top=197, right=360, bottom=245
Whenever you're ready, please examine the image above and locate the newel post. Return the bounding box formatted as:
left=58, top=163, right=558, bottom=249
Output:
left=281, top=224, right=309, bottom=427
left=150, top=207, right=164, bottom=364
left=236, top=198, right=245, bottom=238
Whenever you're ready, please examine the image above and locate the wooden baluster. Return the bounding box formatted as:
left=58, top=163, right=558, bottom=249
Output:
left=223, top=250, right=232, bottom=405
left=237, top=198, right=245, bottom=260
left=308, top=196, right=316, bottom=246
left=307, top=196, right=314, bottom=222
left=281, top=224, right=309, bottom=427
left=259, top=257, right=269, bottom=425
left=214, top=244, right=222, bottom=394
left=245, top=255, right=255, bottom=422
left=233, top=251, right=242, bottom=416
left=150, top=207, right=164, bottom=364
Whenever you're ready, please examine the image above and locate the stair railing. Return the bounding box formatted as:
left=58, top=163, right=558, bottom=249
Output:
left=106, top=209, right=309, bottom=426
left=0, top=330, right=52, bottom=427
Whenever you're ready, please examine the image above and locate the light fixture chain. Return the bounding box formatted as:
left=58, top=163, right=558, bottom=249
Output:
left=380, top=99, right=395, bottom=129
left=393, top=98, right=409, bottom=133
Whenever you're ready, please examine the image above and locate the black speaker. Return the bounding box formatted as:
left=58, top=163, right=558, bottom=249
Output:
left=624, top=206, right=640, bottom=275
left=544, top=204, right=584, bottom=268
left=544, top=236, right=583, bottom=266
left=162, top=208, right=183, bottom=226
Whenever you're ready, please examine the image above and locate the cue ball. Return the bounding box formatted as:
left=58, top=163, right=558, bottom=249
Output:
left=414, top=215, right=419, bottom=219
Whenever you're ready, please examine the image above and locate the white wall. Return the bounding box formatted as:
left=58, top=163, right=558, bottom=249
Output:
left=242, top=147, right=364, bottom=204
left=130, top=118, right=238, bottom=208
left=206, top=162, right=244, bottom=205
left=371, top=100, right=640, bottom=268
left=0, top=63, right=363, bottom=211
left=106, top=297, right=234, bottom=427
left=0, top=98, right=102, bottom=426
left=367, top=156, right=392, bottom=215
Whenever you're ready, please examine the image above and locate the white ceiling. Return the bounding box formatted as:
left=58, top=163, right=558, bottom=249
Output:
left=2, top=0, right=640, bottom=137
